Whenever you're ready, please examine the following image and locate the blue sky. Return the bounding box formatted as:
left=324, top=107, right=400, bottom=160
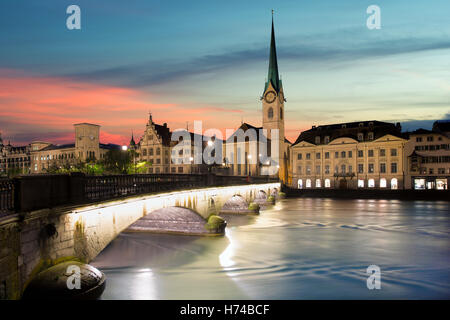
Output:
left=0, top=0, right=449, bottom=144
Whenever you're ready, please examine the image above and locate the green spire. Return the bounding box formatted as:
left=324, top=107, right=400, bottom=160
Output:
left=265, top=12, right=281, bottom=93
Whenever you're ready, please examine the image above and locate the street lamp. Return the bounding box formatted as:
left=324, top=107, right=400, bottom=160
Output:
left=121, top=145, right=128, bottom=151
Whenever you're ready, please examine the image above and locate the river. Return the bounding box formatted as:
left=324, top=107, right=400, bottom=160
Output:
left=91, top=198, right=450, bottom=299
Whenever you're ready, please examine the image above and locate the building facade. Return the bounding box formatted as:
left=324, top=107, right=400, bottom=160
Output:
left=18, top=123, right=117, bottom=174
left=290, top=121, right=407, bottom=190
left=405, top=121, right=450, bottom=190
left=0, top=133, right=31, bottom=176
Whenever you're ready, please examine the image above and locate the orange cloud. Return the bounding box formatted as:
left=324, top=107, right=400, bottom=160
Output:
left=0, top=69, right=296, bottom=145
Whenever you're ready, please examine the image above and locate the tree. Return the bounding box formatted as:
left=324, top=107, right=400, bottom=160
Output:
left=102, top=149, right=131, bottom=174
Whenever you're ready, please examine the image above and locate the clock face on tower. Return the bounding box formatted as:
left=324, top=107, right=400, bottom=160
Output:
left=264, top=91, right=276, bottom=103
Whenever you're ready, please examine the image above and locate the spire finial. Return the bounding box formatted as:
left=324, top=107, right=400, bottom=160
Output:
left=148, top=111, right=153, bottom=123
left=272, top=9, right=274, bottom=16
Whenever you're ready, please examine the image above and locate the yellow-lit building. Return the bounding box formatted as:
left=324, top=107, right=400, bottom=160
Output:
left=30, top=123, right=119, bottom=173
left=290, top=121, right=407, bottom=190
left=405, top=121, right=450, bottom=190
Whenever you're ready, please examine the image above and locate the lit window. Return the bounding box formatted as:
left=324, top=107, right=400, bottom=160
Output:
left=298, top=179, right=303, bottom=189
left=325, top=179, right=331, bottom=188
left=358, top=179, right=364, bottom=188
left=414, top=178, right=425, bottom=190
left=391, top=178, right=398, bottom=190
left=306, top=179, right=312, bottom=188
left=315, top=179, right=321, bottom=188
left=380, top=178, right=387, bottom=188
left=368, top=179, right=375, bottom=188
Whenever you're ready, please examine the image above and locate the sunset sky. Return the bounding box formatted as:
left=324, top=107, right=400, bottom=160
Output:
left=0, top=0, right=449, bottom=146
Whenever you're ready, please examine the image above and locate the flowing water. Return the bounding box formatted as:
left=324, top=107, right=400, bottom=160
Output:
left=91, top=198, right=450, bottom=299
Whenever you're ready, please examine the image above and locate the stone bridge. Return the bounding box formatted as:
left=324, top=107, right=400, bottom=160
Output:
left=0, top=180, right=280, bottom=299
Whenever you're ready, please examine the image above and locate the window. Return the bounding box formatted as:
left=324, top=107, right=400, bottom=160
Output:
left=358, top=164, right=364, bottom=173
left=391, top=162, right=397, bottom=173
left=143, top=149, right=147, bottom=156
left=156, top=148, right=161, bottom=155
left=280, top=108, right=283, bottom=120
left=306, top=179, right=312, bottom=188
left=315, top=179, right=321, bottom=188
left=358, top=150, right=363, bottom=157
left=325, top=179, right=331, bottom=188
left=335, top=165, right=339, bottom=174
left=358, top=179, right=364, bottom=188
left=348, top=165, right=352, bottom=173
left=268, top=107, right=274, bottom=119
left=369, top=163, right=374, bottom=173
left=171, top=167, right=176, bottom=173
left=414, top=178, right=425, bottom=190
left=390, top=148, right=397, bottom=157
left=325, top=152, right=330, bottom=159
left=438, top=168, right=445, bottom=174
left=380, top=149, right=385, bottom=157
left=178, top=167, right=183, bottom=173
left=416, top=137, right=422, bottom=142
left=315, top=136, right=320, bottom=144
left=324, top=136, right=330, bottom=144
left=368, top=150, right=374, bottom=157
left=335, top=151, right=339, bottom=158
left=306, top=153, right=311, bottom=160
left=368, top=179, right=375, bottom=188
left=297, top=153, right=302, bottom=160
left=341, top=165, right=346, bottom=174
left=429, top=168, right=434, bottom=175
left=316, top=153, right=321, bottom=159
left=348, top=151, right=352, bottom=158
left=298, top=179, right=303, bottom=189
left=156, top=158, right=161, bottom=164
left=427, top=136, right=433, bottom=142
left=380, top=163, right=386, bottom=173
left=380, top=178, right=387, bottom=188
left=341, top=151, right=346, bottom=158
left=297, top=166, right=302, bottom=174
left=316, top=165, right=320, bottom=174
left=391, top=178, right=398, bottom=190
left=358, top=133, right=364, bottom=141
left=306, top=166, right=311, bottom=175
left=325, top=165, right=330, bottom=174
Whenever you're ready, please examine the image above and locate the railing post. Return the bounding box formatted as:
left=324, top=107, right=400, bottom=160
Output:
left=69, top=172, right=86, bottom=204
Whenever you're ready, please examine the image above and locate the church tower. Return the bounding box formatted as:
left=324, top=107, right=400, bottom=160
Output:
left=261, top=13, right=286, bottom=178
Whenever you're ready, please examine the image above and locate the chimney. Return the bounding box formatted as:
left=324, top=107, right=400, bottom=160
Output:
left=163, top=123, right=167, bottom=128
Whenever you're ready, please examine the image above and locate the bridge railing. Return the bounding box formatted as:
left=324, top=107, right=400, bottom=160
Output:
left=0, top=178, right=15, bottom=217
left=2, top=173, right=279, bottom=214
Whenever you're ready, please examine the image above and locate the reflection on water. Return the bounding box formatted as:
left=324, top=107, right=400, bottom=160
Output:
left=91, top=198, right=450, bottom=299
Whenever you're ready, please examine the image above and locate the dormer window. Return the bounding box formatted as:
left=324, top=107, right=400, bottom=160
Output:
left=358, top=133, right=364, bottom=141
left=342, top=124, right=347, bottom=128
left=368, top=132, right=374, bottom=140
left=324, top=136, right=330, bottom=144
left=359, top=123, right=364, bottom=127
left=315, top=136, right=320, bottom=144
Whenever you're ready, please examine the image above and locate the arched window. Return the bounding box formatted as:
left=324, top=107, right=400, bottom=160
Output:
left=325, top=179, right=331, bottom=188
left=380, top=178, right=387, bottom=188
left=315, top=179, right=321, bottom=188
left=306, top=179, right=312, bottom=188
left=280, top=107, right=283, bottom=120
left=298, top=179, right=303, bottom=189
left=391, top=178, right=398, bottom=190
left=368, top=179, right=375, bottom=188
left=268, top=107, right=274, bottom=119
